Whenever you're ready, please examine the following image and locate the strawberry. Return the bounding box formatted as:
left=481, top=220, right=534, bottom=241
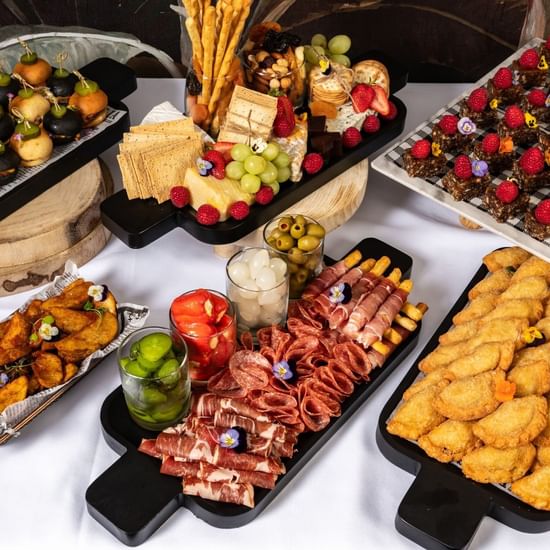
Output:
left=380, top=100, right=398, bottom=120
left=196, top=204, right=220, bottom=225
left=273, top=96, right=295, bottom=137
left=519, top=147, right=545, bottom=175
left=504, top=105, right=524, bottom=129
left=527, top=88, right=546, bottom=108
left=302, top=152, right=324, bottom=174
left=212, top=141, right=235, bottom=163
left=362, top=114, right=380, bottom=133
left=169, top=186, right=190, bottom=208
left=229, top=201, right=250, bottom=220
left=518, top=48, right=539, bottom=70
left=410, top=139, right=431, bottom=159
left=535, top=200, right=550, bottom=225
left=466, top=87, right=488, bottom=112
left=203, top=150, right=226, bottom=179
left=255, top=186, right=274, bottom=205
left=342, top=127, right=362, bottom=148
left=273, top=117, right=295, bottom=138
left=350, top=83, right=375, bottom=113
left=453, top=155, right=472, bottom=179
left=495, top=180, right=519, bottom=204
left=438, top=114, right=458, bottom=135
left=481, top=133, right=500, bottom=155
left=370, top=84, right=390, bottom=116
left=493, top=67, right=513, bottom=89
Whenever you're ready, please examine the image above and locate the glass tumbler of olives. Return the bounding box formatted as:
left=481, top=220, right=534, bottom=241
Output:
left=263, top=214, right=325, bottom=299
left=117, top=326, right=191, bottom=431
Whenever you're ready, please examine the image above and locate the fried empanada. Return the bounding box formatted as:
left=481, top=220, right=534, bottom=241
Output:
left=534, top=397, right=550, bottom=446
left=403, top=370, right=450, bottom=401
left=482, top=299, right=543, bottom=326
left=473, top=396, right=548, bottom=448
left=47, top=307, right=97, bottom=334
left=439, top=319, right=479, bottom=345
left=0, top=375, right=28, bottom=412
left=511, top=465, right=550, bottom=510
left=462, top=444, right=536, bottom=484
left=0, top=312, right=32, bottom=365
left=433, top=370, right=504, bottom=421
left=512, top=342, right=550, bottom=369
left=418, top=420, right=480, bottom=463
left=468, top=268, right=514, bottom=300
left=537, top=446, right=550, bottom=467
left=497, top=276, right=548, bottom=303
left=483, top=247, right=531, bottom=273
left=387, top=385, right=446, bottom=441
left=507, top=361, right=550, bottom=397
left=41, top=279, right=93, bottom=311
left=452, top=293, right=499, bottom=325
left=31, top=352, right=64, bottom=389
left=419, top=341, right=467, bottom=373
left=473, top=317, right=529, bottom=350
left=511, top=256, right=550, bottom=283
left=445, top=342, right=515, bottom=379
left=535, top=317, right=550, bottom=340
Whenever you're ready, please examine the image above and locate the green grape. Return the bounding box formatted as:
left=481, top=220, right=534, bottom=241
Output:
left=259, top=161, right=278, bottom=184
left=276, top=166, right=291, bottom=183
left=261, top=142, right=280, bottom=161
left=241, top=173, right=261, bottom=193
left=226, top=160, right=246, bottom=180
left=243, top=154, right=266, bottom=175
left=304, top=45, right=319, bottom=65
left=265, top=181, right=280, bottom=195
left=311, top=33, right=327, bottom=49
left=328, top=35, right=351, bottom=55
left=273, top=151, right=290, bottom=169
left=231, top=143, right=252, bottom=162
left=329, top=54, right=351, bottom=68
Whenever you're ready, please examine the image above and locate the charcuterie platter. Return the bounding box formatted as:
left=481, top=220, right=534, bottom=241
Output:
left=86, top=237, right=424, bottom=545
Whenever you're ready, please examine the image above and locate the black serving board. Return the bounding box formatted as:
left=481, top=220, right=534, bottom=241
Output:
left=86, top=237, right=421, bottom=545
left=100, top=54, right=408, bottom=249
left=376, top=257, right=550, bottom=550
left=0, top=57, right=136, bottom=221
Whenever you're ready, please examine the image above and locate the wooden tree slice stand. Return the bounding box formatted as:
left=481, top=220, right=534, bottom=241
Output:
left=213, top=158, right=369, bottom=258
left=0, top=160, right=112, bottom=296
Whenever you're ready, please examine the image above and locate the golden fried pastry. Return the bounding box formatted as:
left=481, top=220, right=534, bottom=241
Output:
left=511, top=465, right=550, bottom=510
left=535, top=317, right=550, bottom=340
left=544, top=301, right=550, bottom=318
left=387, top=385, right=446, bottom=441
left=483, top=247, right=531, bottom=273
left=41, top=279, right=93, bottom=311
left=445, top=342, right=515, bottom=379
left=47, top=307, right=97, bottom=334
left=439, top=319, right=479, bottom=345
left=418, top=420, right=480, bottom=463
left=0, top=375, right=29, bottom=413
left=452, top=293, right=499, bottom=325
left=537, top=446, right=550, bottom=467
left=482, top=299, right=543, bottom=326
left=511, top=256, right=550, bottom=283
left=498, top=276, right=549, bottom=303
left=0, top=312, right=32, bottom=365
left=419, top=341, right=466, bottom=373
left=462, top=444, right=536, bottom=484
left=473, top=317, right=529, bottom=350
left=512, top=342, right=550, bottom=369
left=403, top=370, right=450, bottom=401
left=534, top=398, right=550, bottom=446
left=507, top=361, right=550, bottom=397
left=473, top=396, right=548, bottom=448
left=32, top=352, right=64, bottom=389
left=468, top=268, right=514, bottom=300
left=433, top=370, right=504, bottom=421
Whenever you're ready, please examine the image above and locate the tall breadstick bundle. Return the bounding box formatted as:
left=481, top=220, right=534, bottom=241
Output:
left=200, top=5, right=216, bottom=105
left=182, top=0, right=199, bottom=24
left=185, top=16, right=204, bottom=77
left=213, top=5, right=234, bottom=79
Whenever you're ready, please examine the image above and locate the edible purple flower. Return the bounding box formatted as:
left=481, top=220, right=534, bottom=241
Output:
left=272, top=360, right=294, bottom=381
left=219, top=428, right=240, bottom=449
left=329, top=282, right=352, bottom=304
left=196, top=157, right=213, bottom=176
left=512, top=70, right=520, bottom=86
left=0, top=373, right=8, bottom=387
left=12, top=133, right=22, bottom=141
left=471, top=160, right=489, bottom=177
left=457, top=117, right=476, bottom=136
left=7, top=92, right=14, bottom=100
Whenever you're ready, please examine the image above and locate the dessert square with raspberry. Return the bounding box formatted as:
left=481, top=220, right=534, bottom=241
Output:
left=511, top=48, right=546, bottom=88
left=473, top=132, right=514, bottom=176
left=513, top=147, right=550, bottom=192
left=441, top=154, right=491, bottom=201
left=521, top=88, right=550, bottom=125
left=524, top=199, right=550, bottom=241
left=432, top=114, right=475, bottom=154
left=487, top=67, right=523, bottom=106
left=459, top=87, right=498, bottom=129
left=497, top=105, right=539, bottom=148
left=483, top=180, right=529, bottom=223
left=402, top=138, right=447, bottom=178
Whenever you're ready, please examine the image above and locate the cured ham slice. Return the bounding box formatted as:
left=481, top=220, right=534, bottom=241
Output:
left=301, top=258, right=351, bottom=301
left=191, top=393, right=270, bottom=422
left=138, top=438, right=162, bottom=459
left=161, top=457, right=277, bottom=489
left=213, top=411, right=288, bottom=443
left=183, top=477, right=255, bottom=507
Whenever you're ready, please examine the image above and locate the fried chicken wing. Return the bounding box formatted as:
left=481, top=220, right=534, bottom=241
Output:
left=452, top=293, right=499, bottom=325
left=445, top=342, right=515, bottom=379
left=507, top=361, right=550, bottom=397
left=468, top=268, right=514, bottom=300
left=511, top=256, right=550, bottom=283
left=483, top=247, right=531, bottom=273
left=498, top=276, right=548, bottom=303
left=403, top=370, right=450, bottom=401
left=418, top=420, right=480, bottom=463
left=462, top=444, right=536, bottom=484
left=511, top=465, right=550, bottom=511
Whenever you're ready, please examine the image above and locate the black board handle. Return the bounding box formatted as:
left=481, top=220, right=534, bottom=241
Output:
left=395, top=463, right=491, bottom=550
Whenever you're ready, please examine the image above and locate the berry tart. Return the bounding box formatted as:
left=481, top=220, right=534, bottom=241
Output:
left=432, top=114, right=475, bottom=153
left=524, top=199, right=550, bottom=241
left=483, top=179, right=529, bottom=223
left=512, top=146, right=550, bottom=192
left=442, top=154, right=491, bottom=201
left=521, top=88, right=550, bottom=124
left=459, top=87, right=498, bottom=128
left=487, top=67, right=523, bottom=106
left=511, top=48, right=547, bottom=88
left=473, top=132, right=514, bottom=175
left=402, top=138, right=447, bottom=178
left=497, top=105, right=538, bottom=147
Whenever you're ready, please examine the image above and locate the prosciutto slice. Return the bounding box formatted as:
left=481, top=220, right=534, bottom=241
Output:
left=301, top=258, right=351, bottom=301
left=191, top=393, right=270, bottom=422
left=212, top=411, right=288, bottom=443
left=182, top=477, right=255, bottom=507
left=138, top=438, right=162, bottom=459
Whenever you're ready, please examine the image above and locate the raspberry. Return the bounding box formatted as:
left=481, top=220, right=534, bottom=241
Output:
left=342, top=127, right=362, bottom=148
left=518, top=48, right=539, bottom=70
left=380, top=101, right=398, bottom=120
left=519, top=147, right=545, bottom=176
left=229, top=201, right=250, bottom=220
left=350, top=83, right=375, bottom=113
left=255, top=186, right=274, bottom=205
left=453, top=155, right=472, bottom=179
left=504, top=105, right=524, bottom=129
left=481, top=133, right=500, bottom=155
left=410, top=139, right=431, bottom=160
left=203, top=150, right=226, bottom=179
left=196, top=204, right=220, bottom=225
left=527, top=88, right=546, bottom=108
left=169, top=186, right=190, bottom=208
left=273, top=96, right=295, bottom=137
left=495, top=180, right=519, bottom=204
left=535, top=199, right=550, bottom=225
left=362, top=114, right=380, bottom=133
left=438, top=114, right=458, bottom=135
left=493, top=67, right=513, bottom=89
left=466, top=87, right=488, bottom=112
left=302, top=152, right=324, bottom=175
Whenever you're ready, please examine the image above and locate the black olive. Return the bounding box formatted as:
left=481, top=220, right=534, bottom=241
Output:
left=47, top=70, right=78, bottom=101
left=186, top=71, right=202, bottom=96
left=43, top=108, right=83, bottom=144
left=0, top=111, right=14, bottom=142
left=260, top=56, right=276, bottom=69
left=0, top=147, right=20, bottom=185
left=0, top=78, right=20, bottom=110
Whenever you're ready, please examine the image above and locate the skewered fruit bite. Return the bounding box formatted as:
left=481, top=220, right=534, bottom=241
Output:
left=0, top=141, right=20, bottom=184
left=68, top=71, right=108, bottom=127
left=13, top=41, right=52, bottom=86
left=9, top=114, right=53, bottom=167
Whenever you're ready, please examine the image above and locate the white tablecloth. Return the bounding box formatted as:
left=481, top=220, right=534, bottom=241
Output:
left=2, top=79, right=548, bottom=550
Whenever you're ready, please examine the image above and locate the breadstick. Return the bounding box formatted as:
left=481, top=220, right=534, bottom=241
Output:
left=387, top=268, right=402, bottom=285
left=370, top=256, right=390, bottom=277
left=213, top=5, right=233, bottom=79
left=182, top=0, right=199, bottom=23
left=399, top=280, right=413, bottom=293
left=185, top=17, right=204, bottom=75
left=358, top=259, right=376, bottom=273
left=200, top=5, right=216, bottom=105
left=372, top=340, right=390, bottom=356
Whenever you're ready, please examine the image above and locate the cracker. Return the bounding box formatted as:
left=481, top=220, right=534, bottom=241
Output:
left=129, top=118, right=195, bottom=135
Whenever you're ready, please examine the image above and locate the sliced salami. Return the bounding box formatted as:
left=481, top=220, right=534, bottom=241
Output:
left=207, top=368, right=247, bottom=398
left=297, top=385, right=332, bottom=432
left=229, top=350, right=271, bottom=391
